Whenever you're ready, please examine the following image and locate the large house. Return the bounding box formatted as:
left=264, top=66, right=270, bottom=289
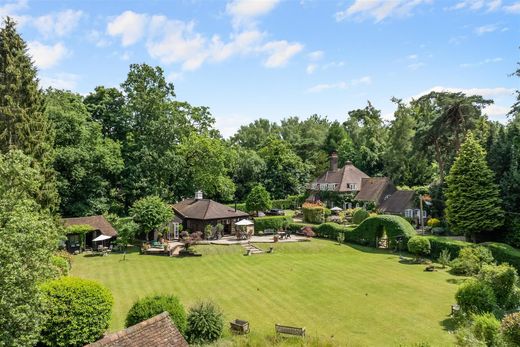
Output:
left=308, top=153, right=425, bottom=220
left=172, top=191, right=249, bottom=236
left=307, top=152, right=369, bottom=200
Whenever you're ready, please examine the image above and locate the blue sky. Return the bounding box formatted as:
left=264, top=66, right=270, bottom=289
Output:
left=2, top=0, right=519, bottom=137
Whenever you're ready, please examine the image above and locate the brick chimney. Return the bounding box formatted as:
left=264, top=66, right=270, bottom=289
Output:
left=194, top=190, right=203, bottom=200
left=329, top=151, right=338, bottom=172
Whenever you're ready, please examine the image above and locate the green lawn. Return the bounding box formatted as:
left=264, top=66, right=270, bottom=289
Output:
left=71, top=240, right=459, bottom=346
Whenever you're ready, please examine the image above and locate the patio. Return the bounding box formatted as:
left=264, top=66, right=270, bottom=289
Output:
left=210, top=234, right=310, bottom=245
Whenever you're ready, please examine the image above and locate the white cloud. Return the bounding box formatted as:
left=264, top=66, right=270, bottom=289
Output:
left=39, top=73, right=80, bottom=90
left=474, top=24, right=498, bottom=34
left=27, top=41, right=69, bottom=69
left=408, top=62, right=425, bottom=70
left=448, top=0, right=502, bottom=11
left=407, top=54, right=418, bottom=60
left=226, top=0, right=280, bottom=28
left=483, top=104, right=510, bottom=117
left=0, top=0, right=29, bottom=26
left=261, top=40, right=304, bottom=68
left=209, top=30, right=265, bottom=62
left=307, top=81, right=347, bottom=93
left=413, top=86, right=514, bottom=100
left=504, top=2, right=520, bottom=13
left=335, top=0, right=432, bottom=23
left=308, top=50, right=324, bottom=61
left=322, top=61, right=345, bottom=69
left=306, top=63, right=317, bottom=74
left=107, top=10, right=148, bottom=46
left=460, top=57, right=502, bottom=68
left=307, top=76, right=371, bottom=93
left=87, top=30, right=111, bottom=47
left=33, top=10, right=83, bottom=38
left=351, top=76, right=372, bottom=86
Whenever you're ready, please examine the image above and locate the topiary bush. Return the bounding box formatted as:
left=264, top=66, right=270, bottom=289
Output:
left=125, top=295, right=187, bottom=334
left=471, top=312, right=501, bottom=347
left=39, top=277, right=113, bottom=346
left=186, top=301, right=224, bottom=344
left=51, top=255, right=69, bottom=277
left=450, top=246, right=494, bottom=276
left=425, top=236, right=469, bottom=260
left=407, top=236, right=431, bottom=259
left=352, top=208, right=369, bottom=225
left=350, top=215, right=416, bottom=248
left=455, top=279, right=497, bottom=314
left=500, top=312, right=520, bottom=346
left=302, top=202, right=326, bottom=224
left=478, top=263, right=519, bottom=309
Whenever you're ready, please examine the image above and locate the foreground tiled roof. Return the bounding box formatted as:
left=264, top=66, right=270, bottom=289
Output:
left=311, top=162, right=369, bottom=192
left=63, top=215, right=117, bottom=237
left=379, top=190, right=416, bottom=214
left=355, top=177, right=396, bottom=204
left=173, top=198, right=249, bottom=220
left=85, top=312, right=188, bottom=347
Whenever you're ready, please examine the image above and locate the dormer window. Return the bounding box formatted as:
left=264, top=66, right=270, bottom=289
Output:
left=346, top=183, right=357, bottom=190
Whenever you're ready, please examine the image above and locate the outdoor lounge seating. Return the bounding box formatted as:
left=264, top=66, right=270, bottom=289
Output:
left=230, top=319, right=249, bottom=335
left=275, top=324, right=305, bottom=337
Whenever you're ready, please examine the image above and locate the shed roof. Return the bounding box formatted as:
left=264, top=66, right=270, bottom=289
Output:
left=85, top=312, right=187, bottom=347
left=379, top=190, right=416, bottom=214
left=63, top=215, right=117, bottom=237
left=355, top=177, right=395, bottom=203
left=173, top=198, right=249, bottom=220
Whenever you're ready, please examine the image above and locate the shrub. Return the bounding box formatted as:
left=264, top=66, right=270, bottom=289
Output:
left=39, top=277, right=113, bottom=346
left=455, top=279, right=497, bottom=314
left=352, top=208, right=369, bottom=225
left=186, top=301, right=224, bottom=344
left=438, top=249, right=451, bottom=269
left=454, top=325, right=487, bottom=347
left=54, top=250, right=73, bottom=269
left=51, top=255, right=69, bottom=277
left=500, top=312, right=520, bottom=346
left=471, top=313, right=501, bottom=346
left=125, top=295, right=187, bottom=334
left=351, top=215, right=416, bottom=248
left=478, top=263, right=519, bottom=309
left=254, top=216, right=292, bottom=232
left=302, top=202, right=326, bottom=224
left=451, top=246, right=494, bottom=276
left=337, top=232, right=345, bottom=244
left=407, top=236, right=431, bottom=258
left=427, top=218, right=441, bottom=228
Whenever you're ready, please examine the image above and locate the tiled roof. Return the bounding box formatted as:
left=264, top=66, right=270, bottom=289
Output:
left=311, top=162, right=369, bottom=192
left=85, top=312, right=188, bottom=347
left=355, top=177, right=396, bottom=204
left=173, top=198, right=249, bottom=220
left=379, top=190, right=416, bottom=214
left=63, top=215, right=117, bottom=237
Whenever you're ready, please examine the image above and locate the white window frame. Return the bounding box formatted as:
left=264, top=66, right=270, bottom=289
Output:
left=404, top=209, right=413, bottom=218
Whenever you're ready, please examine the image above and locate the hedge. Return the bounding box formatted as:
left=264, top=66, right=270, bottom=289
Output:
left=226, top=203, right=247, bottom=212
left=425, top=236, right=470, bottom=260
left=254, top=216, right=293, bottom=231
left=483, top=242, right=520, bottom=274
left=302, top=205, right=325, bottom=224
left=126, top=295, right=187, bottom=334
left=350, top=215, right=416, bottom=247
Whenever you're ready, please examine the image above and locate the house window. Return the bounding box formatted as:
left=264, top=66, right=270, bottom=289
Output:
left=404, top=209, right=413, bottom=218
left=327, top=183, right=337, bottom=191
left=311, top=183, right=318, bottom=190
left=346, top=183, right=357, bottom=190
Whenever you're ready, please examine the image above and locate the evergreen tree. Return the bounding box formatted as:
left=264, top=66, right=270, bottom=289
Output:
left=445, top=133, right=504, bottom=241
left=0, top=17, right=58, bottom=210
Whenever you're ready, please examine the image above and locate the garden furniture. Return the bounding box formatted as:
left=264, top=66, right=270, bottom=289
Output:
left=275, top=324, right=305, bottom=337
left=230, top=319, right=250, bottom=334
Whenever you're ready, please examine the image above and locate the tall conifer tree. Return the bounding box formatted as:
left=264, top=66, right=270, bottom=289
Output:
left=446, top=133, right=504, bottom=241
left=0, top=17, right=58, bottom=210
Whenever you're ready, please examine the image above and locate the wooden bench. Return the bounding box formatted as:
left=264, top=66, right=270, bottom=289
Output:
left=275, top=324, right=305, bottom=337
left=230, top=319, right=249, bottom=334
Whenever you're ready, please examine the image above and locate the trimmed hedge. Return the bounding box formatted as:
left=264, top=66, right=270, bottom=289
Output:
left=302, top=205, right=325, bottom=224
left=126, top=295, right=187, bottom=333
left=425, top=237, right=520, bottom=273
left=226, top=203, right=247, bottom=212
left=254, top=216, right=292, bottom=232
left=484, top=242, right=520, bottom=274
left=425, top=236, right=470, bottom=260
left=350, top=215, right=416, bottom=247
left=39, top=277, right=113, bottom=347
